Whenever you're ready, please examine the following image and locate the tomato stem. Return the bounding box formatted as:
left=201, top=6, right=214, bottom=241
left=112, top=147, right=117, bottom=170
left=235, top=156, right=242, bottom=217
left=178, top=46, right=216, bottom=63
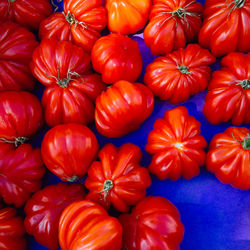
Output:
left=0, top=137, right=28, bottom=147
left=64, top=11, right=88, bottom=29
left=66, top=175, right=79, bottom=182
left=99, top=180, right=113, bottom=202
left=177, top=65, right=191, bottom=74
left=232, top=133, right=250, bottom=149
left=236, top=79, right=250, bottom=89
left=234, top=0, right=245, bottom=8
left=54, top=67, right=80, bottom=87
left=8, top=0, right=16, bottom=3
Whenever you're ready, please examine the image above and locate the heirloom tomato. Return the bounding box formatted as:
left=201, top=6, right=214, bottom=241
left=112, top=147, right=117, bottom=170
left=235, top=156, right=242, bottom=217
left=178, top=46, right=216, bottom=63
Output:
left=146, top=106, right=207, bottom=180
left=25, top=183, right=85, bottom=250
left=144, top=44, right=216, bottom=104
left=119, top=196, right=184, bottom=250
left=203, top=52, right=250, bottom=125
left=95, top=80, right=154, bottom=137
left=0, top=22, right=38, bottom=92
left=91, top=34, right=143, bottom=84
left=41, top=124, right=99, bottom=182
left=59, top=200, right=122, bottom=250
left=207, top=127, right=250, bottom=190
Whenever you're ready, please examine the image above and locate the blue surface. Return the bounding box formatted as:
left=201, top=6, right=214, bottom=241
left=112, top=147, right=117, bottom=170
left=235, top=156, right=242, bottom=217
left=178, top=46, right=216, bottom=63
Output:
left=28, top=0, right=250, bottom=249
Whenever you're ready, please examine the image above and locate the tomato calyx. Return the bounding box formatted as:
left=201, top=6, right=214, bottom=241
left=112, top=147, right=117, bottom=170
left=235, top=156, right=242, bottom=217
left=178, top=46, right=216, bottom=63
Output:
left=99, top=179, right=113, bottom=202
left=227, top=0, right=245, bottom=17
left=232, top=133, right=250, bottom=149
left=0, top=136, right=28, bottom=147
left=177, top=65, right=191, bottom=74
left=236, top=79, right=250, bottom=89
left=64, top=11, right=88, bottom=29
left=66, top=175, right=79, bottom=182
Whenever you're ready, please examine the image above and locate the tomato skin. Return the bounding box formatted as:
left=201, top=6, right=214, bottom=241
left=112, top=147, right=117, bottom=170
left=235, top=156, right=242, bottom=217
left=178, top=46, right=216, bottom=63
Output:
left=146, top=106, right=207, bottom=180
left=144, top=44, right=216, bottom=104
left=59, top=200, right=122, bottom=250
left=91, top=34, right=143, bottom=84
left=41, top=124, right=99, bottom=182
left=25, top=183, right=85, bottom=250
left=119, top=196, right=184, bottom=250
left=203, top=52, right=250, bottom=125
left=95, top=80, right=154, bottom=138
left=105, top=0, right=151, bottom=34
left=85, top=143, right=151, bottom=212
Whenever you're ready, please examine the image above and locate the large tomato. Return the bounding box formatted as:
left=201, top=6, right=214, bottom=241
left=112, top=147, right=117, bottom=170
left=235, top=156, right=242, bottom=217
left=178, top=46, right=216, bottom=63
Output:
left=119, top=196, right=184, bottom=249
left=0, top=22, right=38, bottom=92
left=105, top=0, right=151, bottom=34
left=39, top=0, right=107, bottom=52
left=144, top=0, right=203, bottom=55
left=95, top=80, right=154, bottom=137
left=85, top=143, right=151, bottom=212
left=203, top=52, right=250, bottom=125
left=25, top=183, right=85, bottom=250
left=207, top=127, right=250, bottom=190
left=144, top=44, right=216, bottom=104
left=59, top=200, right=122, bottom=250
left=41, top=124, right=99, bottom=182
left=199, top=0, right=250, bottom=57
left=146, top=106, right=207, bottom=180
left=91, top=34, right=143, bottom=84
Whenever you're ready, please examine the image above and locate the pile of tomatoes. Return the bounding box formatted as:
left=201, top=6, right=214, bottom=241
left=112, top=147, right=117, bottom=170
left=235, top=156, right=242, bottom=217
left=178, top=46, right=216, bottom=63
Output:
left=0, top=0, right=249, bottom=249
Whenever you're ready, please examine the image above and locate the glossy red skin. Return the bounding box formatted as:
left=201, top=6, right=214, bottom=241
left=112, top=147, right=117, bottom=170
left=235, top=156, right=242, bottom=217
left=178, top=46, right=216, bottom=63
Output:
left=146, top=106, right=207, bottom=180
left=106, top=0, right=151, bottom=34
left=144, top=44, right=216, bottom=104
left=0, top=22, right=38, bottom=92
left=0, top=206, right=26, bottom=250
left=91, top=34, right=143, bottom=84
left=85, top=143, right=151, bottom=212
left=59, top=200, right=122, bottom=250
left=207, top=127, right=250, bottom=190
left=144, top=0, right=203, bottom=55
left=199, top=0, right=250, bottom=57
left=41, top=123, right=99, bottom=182
left=39, top=0, right=107, bottom=52
left=203, top=53, right=250, bottom=125
left=25, top=183, right=85, bottom=250
left=95, top=80, right=154, bottom=138
left=119, top=196, right=184, bottom=250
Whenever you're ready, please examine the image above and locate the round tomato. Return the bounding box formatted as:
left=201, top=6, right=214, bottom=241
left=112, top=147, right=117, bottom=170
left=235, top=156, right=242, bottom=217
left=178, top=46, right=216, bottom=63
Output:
left=85, top=143, right=151, bottom=212
left=95, top=80, right=154, bottom=137
left=91, top=34, right=143, bottom=84
left=41, top=123, right=99, bottom=182
left=146, top=106, right=207, bottom=180
left=59, top=200, right=122, bottom=250
left=203, top=52, right=250, bottom=125
left=144, top=44, right=216, bottom=104
left=25, top=183, right=85, bottom=250
left=119, top=196, right=184, bottom=249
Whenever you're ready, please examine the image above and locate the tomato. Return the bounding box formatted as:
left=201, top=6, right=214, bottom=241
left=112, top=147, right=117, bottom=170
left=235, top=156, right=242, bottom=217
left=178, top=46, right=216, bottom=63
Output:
left=59, top=200, right=122, bottom=250
left=85, top=143, right=151, bottom=212
left=144, top=0, right=203, bottom=55
left=39, top=0, right=107, bottom=52
left=207, top=127, right=250, bottom=190
left=105, top=0, right=151, bottom=34
left=91, top=34, right=143, bottom=84
left=144, top=44, right=216, bottom=104
left=25, top=183, right=85, bottom=250
left=199, top=0, right=250, bottom=57
left=41, top=123, right=99, bottom=182
left=203, top=52, right=250, bottom=125
left=119, top=196, right=184, bottom=249
left=95, top=80, right=154, bottom=137
left=0, top=22, right=38, bottom=92
left=146, top=106, right=207, bottom=180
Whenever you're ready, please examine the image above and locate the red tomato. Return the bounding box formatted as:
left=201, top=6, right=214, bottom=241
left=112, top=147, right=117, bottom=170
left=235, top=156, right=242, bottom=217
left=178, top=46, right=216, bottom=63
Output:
left=146, top=106, right=207, bottom=180
left=25, top=183, right=85, bottom=250
left=144, top=0, right=203, bottom=55
left=144, top=44, right=216, bottom=104
left=203, top=52, right=250, bottom=125
left=39, top=0, right=107, bottom=52
left=95, top=80, right=154, bottom=137
left=207, top=127, right=250, bottom=190
left=91, top=34, right=143, bottom=83
left=106, top=0, right=151, bottom=34
left=59, top=200, right=122, bottom=250
left=119, top=196, right=184, bottom=249
left=199, top=0, right=250, bottom=57
left=0, top=22, right=38, bottom=92
left=41, top=124, right=99, bottom=181
left=0, top=206, right=26, bottom=250
left=85, top=143, right=151, bottom=212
